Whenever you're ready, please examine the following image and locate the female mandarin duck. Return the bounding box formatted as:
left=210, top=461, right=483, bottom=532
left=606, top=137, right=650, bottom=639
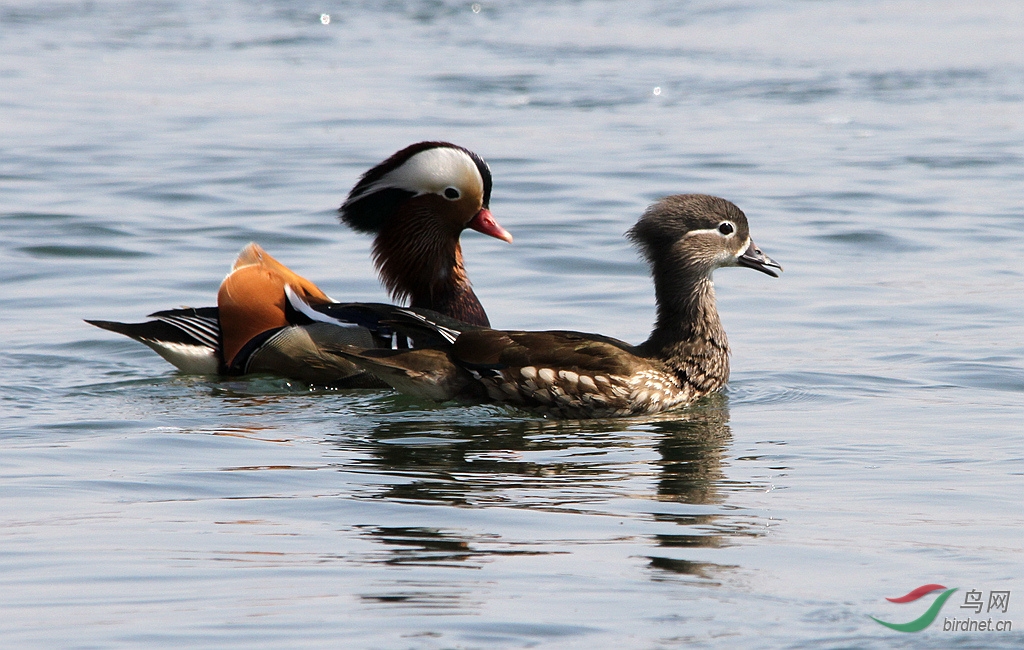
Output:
left=86, top=142, right=512, bottom=386
left=327, top=194, right=781, bottom=417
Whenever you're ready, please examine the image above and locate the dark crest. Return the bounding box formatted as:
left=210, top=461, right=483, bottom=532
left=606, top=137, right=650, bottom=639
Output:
left=338, top=141, right=492, bottom=234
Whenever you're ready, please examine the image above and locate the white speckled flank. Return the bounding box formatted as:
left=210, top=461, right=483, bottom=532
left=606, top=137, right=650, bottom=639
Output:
left=471, top=365, right=692, bottom=418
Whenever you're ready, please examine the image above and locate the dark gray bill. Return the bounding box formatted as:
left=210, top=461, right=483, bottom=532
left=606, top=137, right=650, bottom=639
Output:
left=737, top=240, right=782, bottom=277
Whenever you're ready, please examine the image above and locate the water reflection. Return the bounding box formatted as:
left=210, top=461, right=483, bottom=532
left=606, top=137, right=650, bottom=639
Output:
left=339, top=410, right=648, bottom=507
left=356, top=525, right=551, bottom=568
left=333, top=396, right=739, bottom=510
left=637, top=396, right=750, bottom=582
left=652, top=394, right=732, bottom=505
left=354, top=525, right=553, bottom=614
left=333, top=395, right=759, bottom=590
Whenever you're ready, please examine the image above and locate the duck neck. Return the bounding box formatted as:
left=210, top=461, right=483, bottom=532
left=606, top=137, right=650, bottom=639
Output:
left=373, top=225, right=490, bottom=327
left=409, top=243, right=490, bottom=326
left=639, top=268, right=730, bottom=393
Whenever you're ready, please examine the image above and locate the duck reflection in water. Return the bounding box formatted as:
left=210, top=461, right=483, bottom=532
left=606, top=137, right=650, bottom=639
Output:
left=646, top=395, right=748, bottom=582
left=335, top=394, right=757, bottom=587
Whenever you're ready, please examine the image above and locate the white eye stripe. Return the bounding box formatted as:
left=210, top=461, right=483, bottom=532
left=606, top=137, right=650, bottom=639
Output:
left=354, top=147, right=482, bottom=201
left=684, top=227, right=727, bottom=237
left=684, top=222, right=739, bottom=238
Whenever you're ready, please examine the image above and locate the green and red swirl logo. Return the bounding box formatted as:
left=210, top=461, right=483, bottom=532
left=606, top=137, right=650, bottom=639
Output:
left=871, top=584, right=957, bottom=632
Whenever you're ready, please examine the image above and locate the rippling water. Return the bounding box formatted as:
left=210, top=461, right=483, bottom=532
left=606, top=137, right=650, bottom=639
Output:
left=2, top=1, right=1023, bottom=647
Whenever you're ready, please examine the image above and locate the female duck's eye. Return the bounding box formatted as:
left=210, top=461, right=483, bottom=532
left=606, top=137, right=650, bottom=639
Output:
left=717, top=222, right=735, bottom=236
left=443, top=187, right=460, bottom=200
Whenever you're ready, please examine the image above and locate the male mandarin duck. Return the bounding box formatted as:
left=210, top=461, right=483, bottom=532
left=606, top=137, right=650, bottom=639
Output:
left=87, top=141, right=512, bottom=386
left=327, top=194, right=781, bottom=416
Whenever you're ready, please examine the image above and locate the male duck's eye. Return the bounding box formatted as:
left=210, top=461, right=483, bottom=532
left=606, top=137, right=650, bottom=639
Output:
left=717, top=222, right=735, bottom=236
left=443, top=187, right=460, bottom=200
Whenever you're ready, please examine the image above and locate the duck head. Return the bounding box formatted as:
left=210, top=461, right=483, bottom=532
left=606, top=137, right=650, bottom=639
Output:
left=338, top=142, right=510, bottom=326
left=628, top=194, right=781, bottom=283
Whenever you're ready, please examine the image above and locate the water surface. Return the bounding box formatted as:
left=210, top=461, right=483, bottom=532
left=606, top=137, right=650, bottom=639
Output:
left=2, top=1, right=1023, bottom=647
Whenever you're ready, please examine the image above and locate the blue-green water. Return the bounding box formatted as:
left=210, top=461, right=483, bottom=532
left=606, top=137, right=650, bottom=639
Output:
left=2, top=1, right=1022, bottom=647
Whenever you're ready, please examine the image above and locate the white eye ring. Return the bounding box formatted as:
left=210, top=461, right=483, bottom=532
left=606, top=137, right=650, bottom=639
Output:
left=717, top=221, right=735, bottom=236
left=443, top=187, right=460, bottom=200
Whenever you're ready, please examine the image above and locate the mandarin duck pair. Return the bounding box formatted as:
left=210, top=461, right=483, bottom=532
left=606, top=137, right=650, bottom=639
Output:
left=90, top=142, right=781, bottom=418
